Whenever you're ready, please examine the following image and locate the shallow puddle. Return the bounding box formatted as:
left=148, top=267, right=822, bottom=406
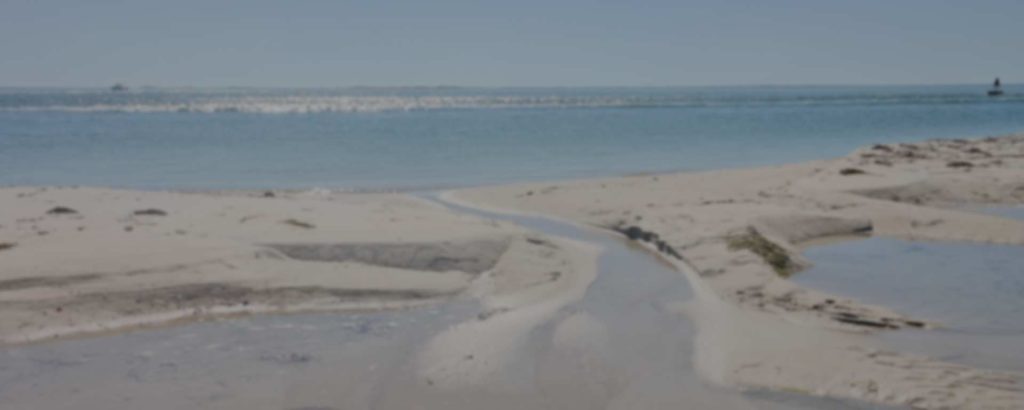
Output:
left=971, top=204, right=1024, bottom=221
left=797, top=237, right=1024, bottom=372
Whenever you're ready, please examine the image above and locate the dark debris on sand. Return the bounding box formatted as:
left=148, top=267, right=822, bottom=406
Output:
left=611, top=224, right=683, bottom=260
left=46, top=206, right=78, bottom=215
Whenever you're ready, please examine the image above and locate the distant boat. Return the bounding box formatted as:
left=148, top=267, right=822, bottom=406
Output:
left=111, top=83, right=128, bottom=92
left=988, top=78, right=1003, bottom=97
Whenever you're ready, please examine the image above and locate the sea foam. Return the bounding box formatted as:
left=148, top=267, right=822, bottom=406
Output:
left=1, top=87, right=1016, bottom=114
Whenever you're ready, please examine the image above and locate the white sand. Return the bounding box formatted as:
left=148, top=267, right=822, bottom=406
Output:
left=454, top=135, right=1024, bottom=409
left=0, top=187, right=596, bottom=345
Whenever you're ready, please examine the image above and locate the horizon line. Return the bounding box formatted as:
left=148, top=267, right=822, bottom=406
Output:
left=0, top=81, right=1011, bottom=90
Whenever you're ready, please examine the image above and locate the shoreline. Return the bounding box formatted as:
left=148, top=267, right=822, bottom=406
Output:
left=452, top=134, right=1024, bottom=408
left=456, top=134, right=1024, bottom=325
left=2, top=134, right=1023, bottom=408
left=9, top=128, right=1019, bottom=197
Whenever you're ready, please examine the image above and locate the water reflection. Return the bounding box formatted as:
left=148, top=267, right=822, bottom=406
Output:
left=798, top=237, right=1024, bottom=372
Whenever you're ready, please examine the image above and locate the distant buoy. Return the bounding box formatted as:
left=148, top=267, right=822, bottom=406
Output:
left=988, top=77, right=1003, bottom=97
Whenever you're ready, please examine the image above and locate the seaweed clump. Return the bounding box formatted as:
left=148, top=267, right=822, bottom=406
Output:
left=282, top=219, right=316, bottom=229
left=46, top=206, right=78, bottom=215
left=727, top=228, right=795, bottom=277
left=611, top=224, right=683, bottom=260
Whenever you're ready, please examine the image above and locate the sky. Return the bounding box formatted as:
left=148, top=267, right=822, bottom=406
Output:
left=1, top=0, right=1021, bottom=87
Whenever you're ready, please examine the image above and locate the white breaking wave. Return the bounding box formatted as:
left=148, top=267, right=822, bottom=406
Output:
left=1, top=89, right=1014, bottom=114
left=2, top=95, right=644, bottom=114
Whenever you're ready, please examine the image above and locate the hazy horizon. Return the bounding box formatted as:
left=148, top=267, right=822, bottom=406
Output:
left=0, top=82, right=1015, bottom=90
left=2, top=0, right=1020, bottom=88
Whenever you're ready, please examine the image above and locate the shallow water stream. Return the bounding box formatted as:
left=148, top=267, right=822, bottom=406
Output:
left=0, top=196, right=883, bottom=409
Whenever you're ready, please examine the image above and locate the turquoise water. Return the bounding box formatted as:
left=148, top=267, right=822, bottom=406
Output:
left=2, top=85, right=1023, bottom=189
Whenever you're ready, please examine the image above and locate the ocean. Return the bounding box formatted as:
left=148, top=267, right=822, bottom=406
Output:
left=1, top=85, right=1022, bottom=190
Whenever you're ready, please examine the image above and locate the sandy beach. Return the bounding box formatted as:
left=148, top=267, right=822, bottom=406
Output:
left=0, top=188, right=597, bottom=345
left=454, top=134, right=1024, bottom=408
left=6, top=1, right=1024, bottom=408
left=2, top=135, right=1024, bottom=409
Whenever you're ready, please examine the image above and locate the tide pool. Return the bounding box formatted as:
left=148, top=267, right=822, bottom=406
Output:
left=797, top=237, right=1024, bottom=371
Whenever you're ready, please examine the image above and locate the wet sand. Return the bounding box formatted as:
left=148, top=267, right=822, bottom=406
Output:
left=0, top=196, right=882, bottom=410
left=453, top=134, right=1024, bottom=408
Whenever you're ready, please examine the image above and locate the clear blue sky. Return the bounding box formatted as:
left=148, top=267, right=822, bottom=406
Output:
left=1, top=0, right=1020, bottom=87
